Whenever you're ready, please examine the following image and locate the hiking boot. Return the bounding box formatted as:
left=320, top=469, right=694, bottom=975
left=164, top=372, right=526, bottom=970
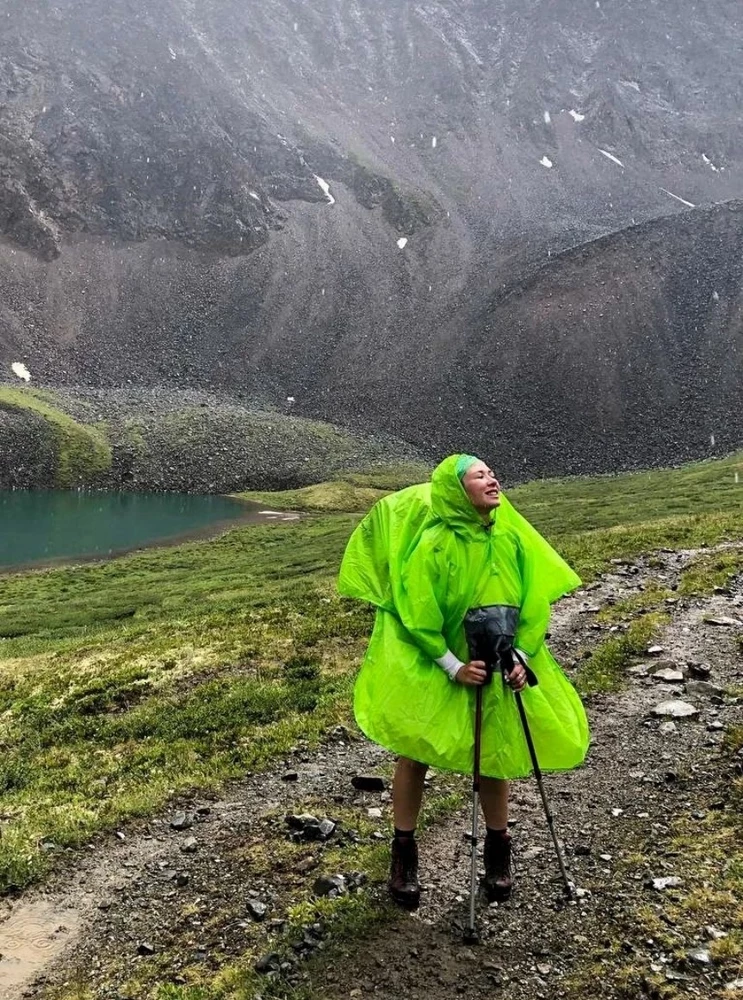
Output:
left=482, top=829, right=514, bottom=902
left=388, top=836, right=421, bottom=910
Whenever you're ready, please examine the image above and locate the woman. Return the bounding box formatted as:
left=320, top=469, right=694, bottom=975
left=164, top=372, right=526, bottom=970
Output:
left=338, top=454, right=589, bottom=909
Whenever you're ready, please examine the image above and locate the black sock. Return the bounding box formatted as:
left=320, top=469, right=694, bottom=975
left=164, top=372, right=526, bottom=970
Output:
left=486, top=826, right=508, bottom=838
left=394, top=827, right=416, bottom=840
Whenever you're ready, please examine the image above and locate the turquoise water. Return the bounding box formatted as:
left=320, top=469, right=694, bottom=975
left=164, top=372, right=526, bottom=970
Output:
left=0, top=491, right=266, bottom=570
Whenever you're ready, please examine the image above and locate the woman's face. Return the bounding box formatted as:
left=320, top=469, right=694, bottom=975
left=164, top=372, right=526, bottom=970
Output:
left=461, top=460, right=501, bottom=514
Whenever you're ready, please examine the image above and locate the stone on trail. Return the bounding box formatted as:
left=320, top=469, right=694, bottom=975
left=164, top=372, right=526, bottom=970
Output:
left=180, top=836, right=198, bottom=853
left=652, top=700, right=699, bottom=718
left=646, top=645, right=665, bottom=656
left=255, top=952, right=282, bottom=974
left=653, top=667, right=685, bottom=682
left=659, top=721, right=678, bottom=734
left=351, top=774, right=386, bottom=792
left=137, top=941, right=155, bottom=955
left=247, top=898, right=268, bottom=922
left=313, top=873, right=347, bottom=898
left=703, top=615, right=743, bottom=627
left=725, top=979, right=743, bottom=991
left=170, top=811, right=193, bottom=831
left=367, top=807, right=383, bottom=819
left=686, top=679, right=725, bottom=698
left=687, top=947, right=712, bottom=965
left=651, top=876, right=683, bottom=890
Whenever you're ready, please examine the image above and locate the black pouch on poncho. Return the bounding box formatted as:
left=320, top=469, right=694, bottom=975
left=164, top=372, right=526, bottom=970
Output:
left=463, top=604, right=539, bottom=687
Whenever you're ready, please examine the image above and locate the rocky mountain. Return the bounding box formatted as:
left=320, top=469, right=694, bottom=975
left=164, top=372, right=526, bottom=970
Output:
left=1, top=0, right=742, bottom=480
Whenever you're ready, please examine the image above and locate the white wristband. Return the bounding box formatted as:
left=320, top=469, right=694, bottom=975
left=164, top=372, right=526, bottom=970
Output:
left=435, top=649, right=464, bottom=681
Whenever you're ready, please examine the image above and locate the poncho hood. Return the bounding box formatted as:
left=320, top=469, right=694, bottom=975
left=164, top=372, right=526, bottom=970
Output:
left=430, top=454, right=492, bottom=534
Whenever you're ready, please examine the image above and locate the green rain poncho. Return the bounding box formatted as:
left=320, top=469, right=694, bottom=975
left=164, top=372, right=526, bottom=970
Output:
left=338, top=455, right=590, bottom=779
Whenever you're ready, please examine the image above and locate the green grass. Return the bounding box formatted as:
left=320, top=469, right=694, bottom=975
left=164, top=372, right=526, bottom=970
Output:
left=574, top=614, right=668, bottom=696
left=0, top=452, right=742, bottom=899
left=0, top=387, right=111, bottom=486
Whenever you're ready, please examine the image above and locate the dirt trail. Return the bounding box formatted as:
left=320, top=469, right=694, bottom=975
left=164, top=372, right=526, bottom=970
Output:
left=1, top=546, right=741, bottom=999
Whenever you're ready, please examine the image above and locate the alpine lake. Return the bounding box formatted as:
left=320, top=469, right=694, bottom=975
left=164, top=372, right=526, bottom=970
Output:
left=0, top=490, right=290, bottom=571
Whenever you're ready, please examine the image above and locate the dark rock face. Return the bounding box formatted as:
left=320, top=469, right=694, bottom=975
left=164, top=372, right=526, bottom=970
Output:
left=1, top=0, right=742, bottom=478
left=0, top=405, right=56, bottom=488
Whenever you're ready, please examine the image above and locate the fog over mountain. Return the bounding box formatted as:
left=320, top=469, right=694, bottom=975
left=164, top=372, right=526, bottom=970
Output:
left=1, top=0, right=742, bottom=478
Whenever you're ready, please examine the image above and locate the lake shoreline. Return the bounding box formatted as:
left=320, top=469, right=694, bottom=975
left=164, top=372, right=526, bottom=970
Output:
left=0, top=490, right=300, bottom=575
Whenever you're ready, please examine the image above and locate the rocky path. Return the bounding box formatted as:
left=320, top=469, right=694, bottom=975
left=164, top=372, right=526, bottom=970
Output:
left=1, top=547, right=741, bottom=999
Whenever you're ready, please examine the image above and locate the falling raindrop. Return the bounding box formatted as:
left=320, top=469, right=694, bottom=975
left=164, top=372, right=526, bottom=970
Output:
left=710, top=434, right=716, bottom=446
left=397, top=237, right=408, bottom=250
left=543, top=110, right=551, bottom=124
left=540, top=156, right=553, bottom=169
left=432, top=136, right=437, bottom=148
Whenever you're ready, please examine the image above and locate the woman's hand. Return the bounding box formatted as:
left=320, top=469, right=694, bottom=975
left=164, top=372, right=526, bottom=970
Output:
left=455, top=660, right=488, bottom=685
left=506, top=659, right=527, bottom=692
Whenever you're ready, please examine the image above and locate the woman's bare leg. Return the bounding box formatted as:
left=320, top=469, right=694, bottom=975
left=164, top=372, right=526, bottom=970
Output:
left=392, top=756, right=428, bottom=830
left=479, top=777, right=509, bottom=829
left=388, top=757, right=427, bottom=909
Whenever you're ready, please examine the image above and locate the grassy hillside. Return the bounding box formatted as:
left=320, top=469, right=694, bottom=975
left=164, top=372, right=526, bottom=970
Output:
left=0, top=387, right=112, bottom=487
left=0, top=452, right=741, bottom=895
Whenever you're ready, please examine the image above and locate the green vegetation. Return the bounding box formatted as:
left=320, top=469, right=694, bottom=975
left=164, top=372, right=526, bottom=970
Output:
left=237, top=463, right=429, bottom=512
left=0, top=450, right=741, bottom=906
left=0, top=387, right=112, bottom=486
left=574, top=613, right=668, bottom=696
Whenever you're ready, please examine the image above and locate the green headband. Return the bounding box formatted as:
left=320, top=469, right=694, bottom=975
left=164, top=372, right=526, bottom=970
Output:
left=455, top=454, right=479, bottom=479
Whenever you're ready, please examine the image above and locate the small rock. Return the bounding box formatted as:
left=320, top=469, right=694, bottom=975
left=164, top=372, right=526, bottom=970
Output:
left=254, top=952, right=281, bottom=974
left=647, top=645, right=665, bottom=656
left=687, top=947, right=711, bottom=965
left=175, top=873, right=190, bottom=887
left=685, top=680, right=725, bottom=699
left=708, top=720, right=724, bottom=731
left=629, top=663, right=652, bottom=676
left=725, top=978, right=743, bottom=991
left=651, top=876, right=683, bottom=890
left=170, top=811, right=193, bottom=831
left=247, top=899, right=268, bottom=922
left=705, top=925, right=728, bottom=941
left=659, top=721, right=678, bottom=734
left=653, top=667, right=685, bottom=682
left=573, top=843, right=591, bottom=856
left=611, top=808, right=624, bottom=817
left=286, top=813, right=319, bottom=831
left=688, top=661, right=712, bottom=679
left=313, top=874, right=347, bottom=898
left=318, top=818, right=337, bottom=840
left=703, top=615, right=743, bottom=627
left=367, top=807, right=383, bottom=819
left=282, top=771, right=299, bottom=782
left=137, top=941, right=155, bottom=956
left=115, top=831, right=126, bottom=841
left=536, top=963, right=552, bottom=976
left=180, top=836, right=198, bottom=854
left=652, top=700, right=699, bottom=718
left=351, top=775, right=386, bottom=792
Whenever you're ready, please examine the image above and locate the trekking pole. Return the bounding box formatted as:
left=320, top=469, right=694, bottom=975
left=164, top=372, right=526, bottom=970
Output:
left=463, top=683, right=485, bottom=944
left=509, top=650, right=575, bottom=899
